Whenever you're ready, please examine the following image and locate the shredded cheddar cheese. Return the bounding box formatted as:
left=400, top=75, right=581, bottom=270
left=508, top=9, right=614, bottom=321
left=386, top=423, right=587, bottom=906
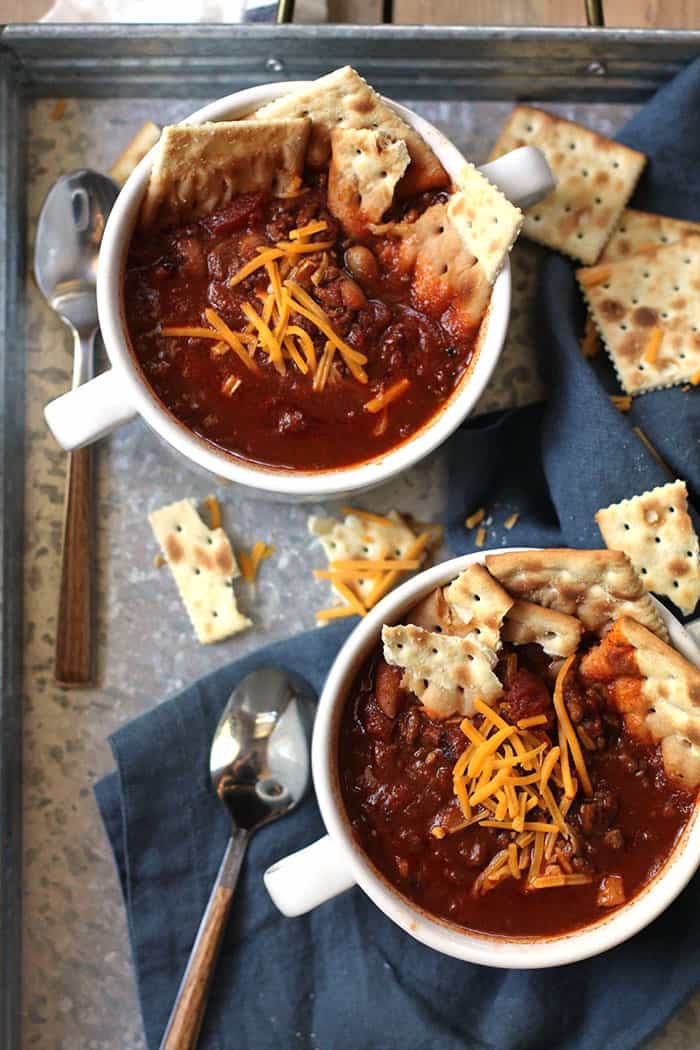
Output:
left=641, top=325, right=663, bottom=365
left=465, top=507, right=486, bottom=529
left=289, top=220, right=328, bottom=241
left=364, top=378, right=410, bottom=414
left=610, top=394, right=632, bottom=413
left=203, top=495, right=222, bottom=530
left=503, top=512, right=519, bottom=530
left=578, top=265, right=611, bottom=288
left=450, top=672, right=595, bottom=897
left=237, top=541, right=275, bottom=584
left=475, top=526, right=487, bottom=548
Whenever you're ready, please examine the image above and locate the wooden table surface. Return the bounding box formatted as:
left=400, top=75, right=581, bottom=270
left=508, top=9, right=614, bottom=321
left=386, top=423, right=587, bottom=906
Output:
left=2, top=0, right=700, bottom=24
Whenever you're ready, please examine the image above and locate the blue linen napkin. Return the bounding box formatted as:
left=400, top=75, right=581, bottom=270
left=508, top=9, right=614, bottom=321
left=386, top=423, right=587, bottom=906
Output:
left=96, top=59, right=700, bottom=1050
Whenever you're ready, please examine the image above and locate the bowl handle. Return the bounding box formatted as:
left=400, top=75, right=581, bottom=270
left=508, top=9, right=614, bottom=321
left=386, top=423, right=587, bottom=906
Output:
left=45, top=368, right=137, bottom=450
left=264, top=835, right=355, bottom=917
left=479, top=145, right=555, bottom=210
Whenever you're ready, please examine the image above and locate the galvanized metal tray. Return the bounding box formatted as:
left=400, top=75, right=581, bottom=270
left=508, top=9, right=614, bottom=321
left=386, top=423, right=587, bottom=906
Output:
left=2, top=25, right=700, bottom=1050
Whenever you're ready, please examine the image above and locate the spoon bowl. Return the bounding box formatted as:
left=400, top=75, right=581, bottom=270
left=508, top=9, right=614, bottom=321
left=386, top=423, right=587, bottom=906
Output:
left=211, top=668, right=315, bottom=829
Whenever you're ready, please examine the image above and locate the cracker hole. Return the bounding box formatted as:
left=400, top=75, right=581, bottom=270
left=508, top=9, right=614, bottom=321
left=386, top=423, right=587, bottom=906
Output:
left=631, top=297, right=638, bottom=304
left=680, top=353, right=687, bottom=360
left=577, top=233, right=584, bottom=240
left=624, top=523, right=630, bottom=530
left=603, top=283, right=610, bottom=290
left=595, top=197, right=602, bottom=205
left=206, top=537, right=213, bottom=545
left=526, top=124, right=533, bottom=132
left=661, top=235, right=668, bottom=243
left=661, top=312, right=669, bottom=319
left=434, top=625, right=443, bottom=633
left=473, top=594, right=481, bottom=601
left=685, top=257, right=691, bottom=264
left=564, top=205, right=572, bottom=213
left=396, top=643, right=403, bottom=650
left=363, top=546, right=370, bottom=554
left=613, top=160, right=620, bottom=168
left=673, top=580, right=680, bottom=588
left=569, top=142, right=576, bottom=150
left=533, top=214, right=541, bottom=222
left=582, top=169, right=589, bottom=177
left=655, top=537, right=661, bottom=543
left=423, top=679, right=429, bottom=688
left=669, top=507, right=676, bottom=513
left=467, top=654, right=474, bottom=661
left=620, top=324, right=627, bottom=331
left=688, top=551, right=695, bottom=558
left=641, top=568, right=648, bottom=574
left=442, top=265, right=449, bottom=274
left=674, top=285, right=680, bottom=292
left=212, top=611, right=218, bottom=618
left=394, top=548, right=402, bottom=557
left=194, top=568, right=201, bottom=575
left=619, top=226, right=627, bottom=233
left=175, top=525, right=182, bottom=532
left=638, top=364, right=645, bottom=371
left=431, top=648, right=438, bottom=655
left=458, top=686, right=465, bottom=693
left=643, top=271, right=650, bottom=278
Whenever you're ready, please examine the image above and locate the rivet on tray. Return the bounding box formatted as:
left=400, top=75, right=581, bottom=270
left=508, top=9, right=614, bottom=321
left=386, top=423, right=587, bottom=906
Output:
left=266, top=57, right=285, bottom=73
left=586, top=61, right=607, bottom=77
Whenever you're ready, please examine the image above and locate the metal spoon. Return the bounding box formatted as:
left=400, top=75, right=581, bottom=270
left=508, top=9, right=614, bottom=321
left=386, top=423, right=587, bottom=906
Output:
left=159, top=668, right=316, bottom=1050
left=34, top=169, right=119, bottom=686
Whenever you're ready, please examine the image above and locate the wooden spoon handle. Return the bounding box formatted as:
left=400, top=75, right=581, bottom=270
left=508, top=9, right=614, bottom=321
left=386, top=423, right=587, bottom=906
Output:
left=159, top=829, right=249, bottom=1050
left=54, top=444, right=94, bottom=686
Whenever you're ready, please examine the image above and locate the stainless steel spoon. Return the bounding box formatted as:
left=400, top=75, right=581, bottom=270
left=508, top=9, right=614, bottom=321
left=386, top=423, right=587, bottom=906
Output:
left=34, top=169, right=119, bottom=686
left=159, top=668, right=316, bottom=1050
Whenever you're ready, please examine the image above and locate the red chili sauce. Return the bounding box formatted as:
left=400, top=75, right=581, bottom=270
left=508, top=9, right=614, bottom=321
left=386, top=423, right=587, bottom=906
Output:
left=338, top=643, right=695, bottom=938
left=123, top=175, right=479, bottom=471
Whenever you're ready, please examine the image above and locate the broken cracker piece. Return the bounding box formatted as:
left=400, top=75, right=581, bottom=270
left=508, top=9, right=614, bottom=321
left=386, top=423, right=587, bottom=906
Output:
left=596, top=480, right=700, bottom=616
left=253, top=65, right=447, bottom=196
left=328, top=128, right=410, bottom=237
left=502, top=599, right=582, bottom=658
left=382, top=622, right=502, bottom=718
left=149, top=498, right=250, bottom=644
left=489, top=105, right=645, bottom=264
left=485, top=548, right=668, bottom=640
left=309, top=510, right=422, bottom=607
left=140, top=118, right=311, bottom=229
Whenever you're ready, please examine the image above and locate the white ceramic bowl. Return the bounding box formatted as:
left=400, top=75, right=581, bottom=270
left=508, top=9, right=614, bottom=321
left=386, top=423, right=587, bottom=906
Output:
left=265, top=549, right=700, bottom=968
left=43, top=82, right=553, bottom=502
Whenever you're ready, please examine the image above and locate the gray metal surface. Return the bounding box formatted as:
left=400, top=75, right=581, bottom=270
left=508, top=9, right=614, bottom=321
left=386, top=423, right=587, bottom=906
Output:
left=2, top=24, right=700, bottom=99
left=2, top=26, right=700, bottom=1050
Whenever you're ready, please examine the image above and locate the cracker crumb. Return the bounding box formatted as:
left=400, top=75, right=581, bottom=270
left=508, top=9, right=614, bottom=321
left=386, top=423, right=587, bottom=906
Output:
left=50, top=99, right=67, bottom=121
left=475, top=526, right=487, bottom=548
left=431, top=826, right=446, bottom=839
left=691, top=369, right=700, bottom=386
left=465, top=507, right=486, bottom=529
left=504, top=512, right=519, bottom=530
left=153, top=553, right=166, bottom=569
left=610, top=395, right=632, bottom=413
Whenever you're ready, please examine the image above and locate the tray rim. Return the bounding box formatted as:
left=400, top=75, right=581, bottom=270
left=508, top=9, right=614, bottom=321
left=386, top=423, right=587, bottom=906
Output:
left=1, top=25, right=698, bottom=1050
